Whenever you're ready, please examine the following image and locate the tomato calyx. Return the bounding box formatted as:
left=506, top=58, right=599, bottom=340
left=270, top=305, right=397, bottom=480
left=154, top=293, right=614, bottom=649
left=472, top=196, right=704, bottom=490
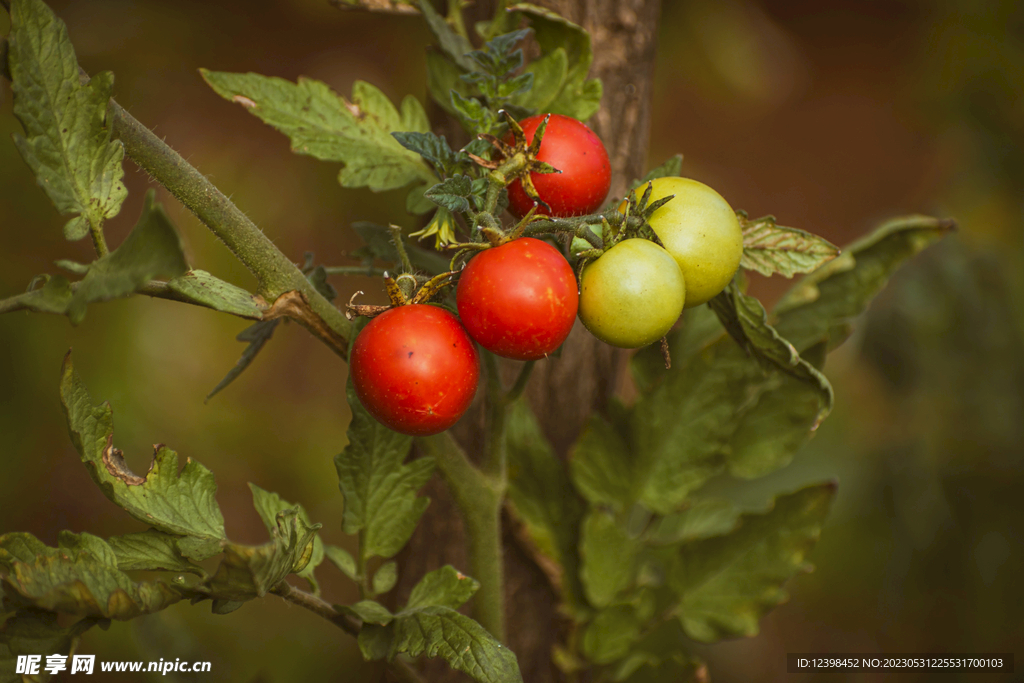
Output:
left=472, top=111, right=562, bottom=215
left=345, top=269, right=458, bottom=321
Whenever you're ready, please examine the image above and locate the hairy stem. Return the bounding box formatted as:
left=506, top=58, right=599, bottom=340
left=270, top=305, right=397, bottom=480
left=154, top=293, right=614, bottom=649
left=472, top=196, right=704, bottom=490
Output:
left=107, top=101, right=354, bottom=356
left=417, top=432, right=506, bottom=642
left=272, top=582, right=425, bottom=683
left=88, top=218, right=110, bottom=257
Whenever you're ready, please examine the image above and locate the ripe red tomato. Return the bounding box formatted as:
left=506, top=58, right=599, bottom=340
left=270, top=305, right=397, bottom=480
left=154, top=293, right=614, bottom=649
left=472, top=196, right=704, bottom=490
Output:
left=505, top=114, right=611, bottom=219
left=350, top=305, right=479, bottom=436
left=456, top=237, right=578, bottom=361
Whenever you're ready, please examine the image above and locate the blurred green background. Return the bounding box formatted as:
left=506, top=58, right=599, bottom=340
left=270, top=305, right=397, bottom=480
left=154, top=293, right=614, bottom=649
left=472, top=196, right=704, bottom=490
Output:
left=1, top=1, right=1022, bottom=681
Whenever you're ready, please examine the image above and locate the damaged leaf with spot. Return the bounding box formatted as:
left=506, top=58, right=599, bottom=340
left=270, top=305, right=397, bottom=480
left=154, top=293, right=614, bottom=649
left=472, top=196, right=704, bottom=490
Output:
left=0, top=531, right=186, bottom=620
left=58, top=353, right=226, bottom=553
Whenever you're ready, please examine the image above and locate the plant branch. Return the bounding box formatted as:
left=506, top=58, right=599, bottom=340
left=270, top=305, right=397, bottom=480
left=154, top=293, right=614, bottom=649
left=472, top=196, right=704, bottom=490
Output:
left=417, top=432, right=506, bottom=642
left=272, top=582, right=425, bottom=683
left=1, top=61, right=349, bottom=351
left=0, top=279, right=266, bottom=320
left=106, top=99, right=354, bottom=356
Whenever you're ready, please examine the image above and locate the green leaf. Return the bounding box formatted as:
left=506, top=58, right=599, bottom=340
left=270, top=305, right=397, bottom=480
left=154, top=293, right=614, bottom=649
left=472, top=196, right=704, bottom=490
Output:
left=335, top=382, right=434, bottom=560
left=0, top=611, right=100, bottom=683
left=176, top=537, right=223, bottom=564
left=425, top=174, right=474, bottom=213
left=631, top=351, right=741, bottom=514
left=739, top=214, right=841, bottom=278
left=248, top=484, right=324, bottom=591
left=201, top=70, right=434, bottom=192
left=406, top=565, right=479, bottom=610
left=66, top=191, right=188, bottom=325
left=450, top=91, right=500, bottom=136
left=510, top=3, right=602, bottom=120
left=205, top=320, right=280, bottom=402
left=372, top=561, right=398, bottom=595
left=669, top=484, right=835, bottom=642
left=465, top=28, right=531, bottom=79
left=324, top=545, right=358, bottom=581
left=506, top=400, right=586, bottom=609
left=392, top=131, right=454, bottom=175
left=417, top=0, right=476, bottom=72
left=579, top=510, right=639, bottom=608
left=552, top=76, right=602, bottom=122
left=570, top=413, right=636, bottom=514
left=389, top=606, right=523, bottom=683
left=58, top=354, right=226, bottom=542
left=511, top=47, right=568, bottom=112
left=0, top=531, right=185, bottom=620
left=107, top=530, right=205, bottom=576
left=582, top=604, right=641, bottom=665
left=7, top=0, right=128, bottom=241
left=357, top=623, right=393, bottom=661
left=203, top=510, right=319, bottom=602
left=609, top=619, right=695, bottom=682
left=712, top=216, right=952, bottom=478
left=631, top=305, right=722, bottom=394
left=645, top=499, right=740, bottom=545
left=166, top=270, right=263, bottom=319
left=426, top=49, right=472, bottom=116
left=774, top=215, right=955, bottom=352
left=630, top=155, right=684, bottom=192
left=708, top=281, right=834, bottom=426
left=18, top=274, right=73, bottom=315
left=340, top=600, right=394, bottom=626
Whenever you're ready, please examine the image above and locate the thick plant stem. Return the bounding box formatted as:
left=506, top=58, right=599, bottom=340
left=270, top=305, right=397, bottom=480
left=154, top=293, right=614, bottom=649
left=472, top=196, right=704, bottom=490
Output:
left=108, top=101, right=354, bottom=355
left=418, top=432, right=506, bottom=642
left=464, top=490, right=505, bottom=642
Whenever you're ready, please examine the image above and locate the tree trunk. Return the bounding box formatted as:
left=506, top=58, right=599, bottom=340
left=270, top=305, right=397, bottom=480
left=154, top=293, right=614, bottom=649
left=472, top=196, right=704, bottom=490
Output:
left=395, top=2, right=661, bottom=680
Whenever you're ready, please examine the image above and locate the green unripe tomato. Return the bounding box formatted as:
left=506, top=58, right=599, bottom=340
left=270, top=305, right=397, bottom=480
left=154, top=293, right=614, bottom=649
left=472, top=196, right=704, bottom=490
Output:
left=623, top=177, right=743, bottom=308
left=578, top=238, right=685, bottom=349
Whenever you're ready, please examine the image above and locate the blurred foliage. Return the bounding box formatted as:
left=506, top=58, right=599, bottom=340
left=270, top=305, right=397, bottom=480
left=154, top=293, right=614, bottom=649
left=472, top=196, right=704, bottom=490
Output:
left=1, top=0, right=1022, bottom=681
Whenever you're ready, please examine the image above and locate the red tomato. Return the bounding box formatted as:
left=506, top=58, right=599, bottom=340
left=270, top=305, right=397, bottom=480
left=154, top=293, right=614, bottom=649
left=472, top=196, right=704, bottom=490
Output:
left=350, top=305, right=479, bottom=436
left=505, top=114, right=611, bottom=219
left=456, top=237, right=579, bottom=361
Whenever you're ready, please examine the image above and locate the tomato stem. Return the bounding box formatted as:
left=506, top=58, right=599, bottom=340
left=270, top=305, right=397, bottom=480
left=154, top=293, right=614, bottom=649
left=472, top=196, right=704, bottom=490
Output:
left=388, top=224, right=415, bottom=273
left=417, top=432, right=507, bottom=642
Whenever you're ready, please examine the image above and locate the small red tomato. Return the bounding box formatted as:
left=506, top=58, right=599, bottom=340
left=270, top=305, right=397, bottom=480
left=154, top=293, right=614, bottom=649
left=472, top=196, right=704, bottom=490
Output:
left=350, top=305, right=480, bottom=436
left=505, top=114, right=611, bottom=219
left=456, top=237, right=579, bottom=361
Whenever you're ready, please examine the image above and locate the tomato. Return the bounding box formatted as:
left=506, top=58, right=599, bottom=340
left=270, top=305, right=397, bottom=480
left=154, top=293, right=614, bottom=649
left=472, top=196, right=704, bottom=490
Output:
left=506, top=114, right=611, bottom=219
left=350, top=305, right=479, bottom=436
left=457, top=237, right=578, bottom=360
left=624, top=177, right=743, bottom=308
left=578, top=239, right=685, bottom=349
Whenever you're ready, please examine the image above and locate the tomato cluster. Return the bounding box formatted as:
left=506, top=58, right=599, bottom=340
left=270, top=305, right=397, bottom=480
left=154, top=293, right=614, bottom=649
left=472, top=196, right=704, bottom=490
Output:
left=349, top=114, right=743, bottom=435
left=580, top=176, right=743, bottom=347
